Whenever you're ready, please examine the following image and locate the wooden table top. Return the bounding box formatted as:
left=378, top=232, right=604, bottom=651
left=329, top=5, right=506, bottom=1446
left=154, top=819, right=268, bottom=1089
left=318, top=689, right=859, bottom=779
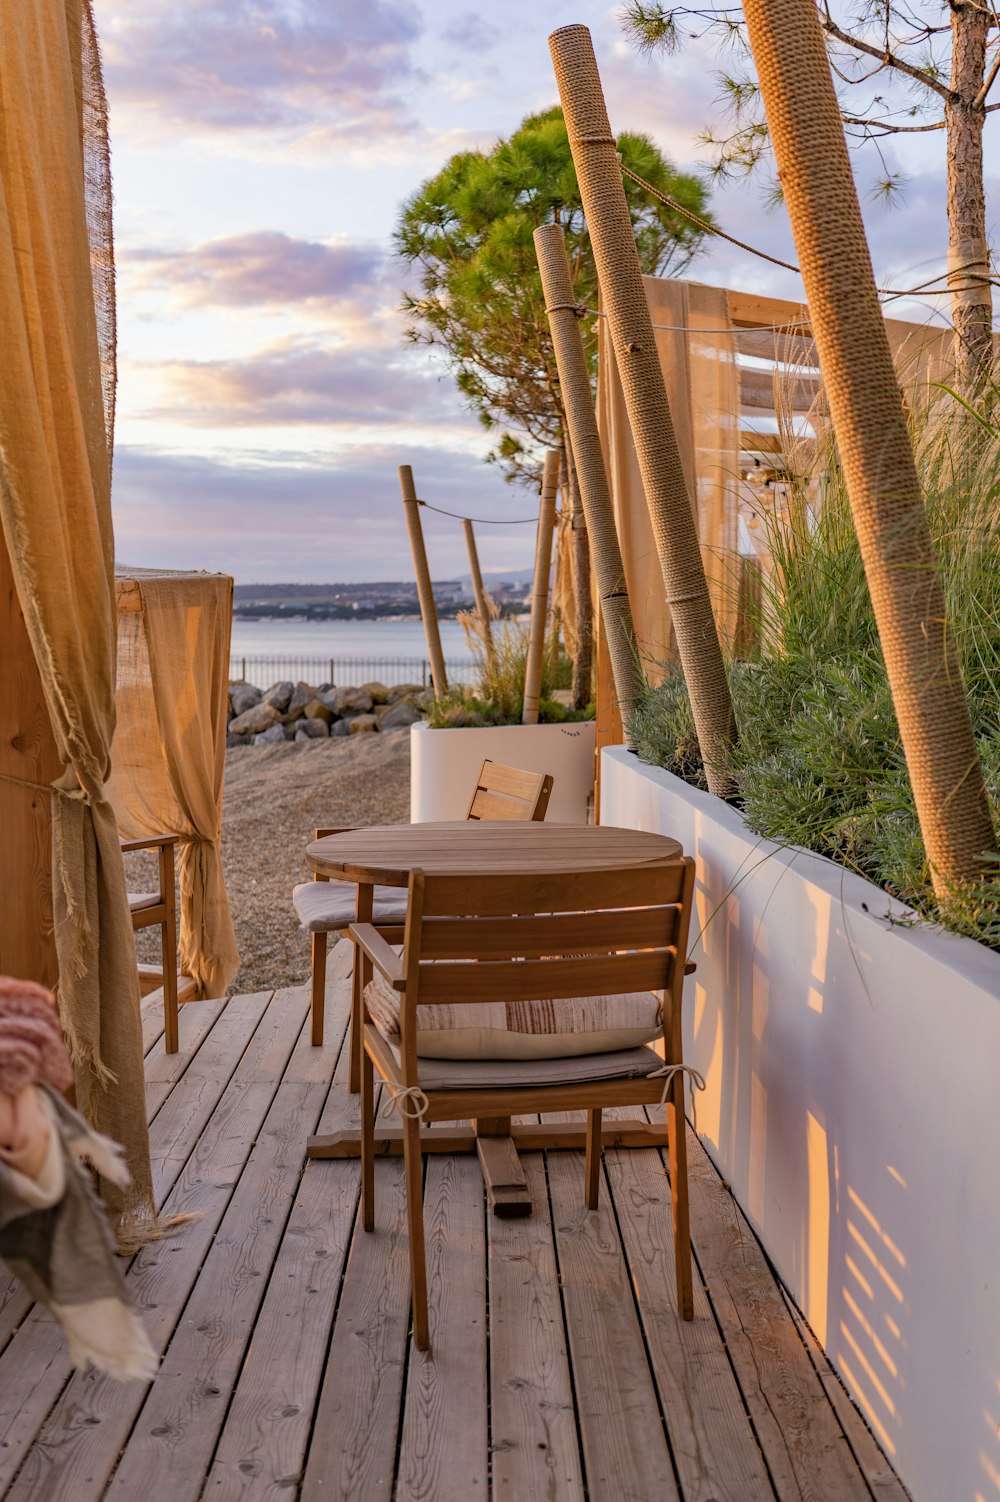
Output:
left=307, top=821, right=683, bottom=887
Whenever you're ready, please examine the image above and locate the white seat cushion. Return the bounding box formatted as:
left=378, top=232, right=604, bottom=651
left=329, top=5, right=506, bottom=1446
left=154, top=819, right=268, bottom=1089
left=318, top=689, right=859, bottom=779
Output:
left=365, top=961, right=663, bottom=1061
left=292, top=881, right=408, bottom=934
left=390, top=1044, right=663, bottom=1091
left=127, top=891, right=160, bottom=914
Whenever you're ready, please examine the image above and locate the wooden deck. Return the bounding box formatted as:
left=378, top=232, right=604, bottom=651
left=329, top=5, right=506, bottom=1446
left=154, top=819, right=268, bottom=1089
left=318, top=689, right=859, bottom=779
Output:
left=0, top=942, right=908, bottom=1502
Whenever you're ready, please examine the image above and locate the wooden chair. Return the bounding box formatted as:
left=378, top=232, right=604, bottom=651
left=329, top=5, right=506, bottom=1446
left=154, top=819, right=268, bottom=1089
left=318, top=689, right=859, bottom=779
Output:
left=122, top=833, right=184, bottom=1054
left=351, top=857, right=697, bottom=1352
left=292, top=759, right=554, bottom=1073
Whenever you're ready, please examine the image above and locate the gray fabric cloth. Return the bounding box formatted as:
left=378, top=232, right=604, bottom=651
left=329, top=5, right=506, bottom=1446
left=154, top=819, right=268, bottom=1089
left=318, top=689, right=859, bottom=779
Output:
left=292, top=881, right=407, bottom=933
left=391, top=1044, right=663, bottom=1091
left=0, top=1084, right=156, bottom=1380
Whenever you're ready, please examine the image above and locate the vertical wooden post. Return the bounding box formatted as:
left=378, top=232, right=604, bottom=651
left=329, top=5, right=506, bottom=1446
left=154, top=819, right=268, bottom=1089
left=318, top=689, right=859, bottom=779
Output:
left=462, top=518, right=494, bottom=658
left=399, top=464, right=448, bottom=698
left=549, top=24, right=736, bottom=797
left=0, top=522, right=62, bottom=985
left=522, top=452, right=559, bottom=725
left=535, top=222, right=644, bottom=742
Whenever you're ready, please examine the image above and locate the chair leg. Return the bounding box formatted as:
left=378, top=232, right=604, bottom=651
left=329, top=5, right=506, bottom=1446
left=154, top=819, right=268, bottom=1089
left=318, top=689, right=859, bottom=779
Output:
left=360, top=1045, right=375, bottom=1232
left=667, top=1088, right=695, bottom=1320
left=161, top=914, right=179, bottom=1055
left=349, top=942, right=363, bottom=1095
left=403, top=1112, right=430, bottom=1352
left=310, top=931, right=328, bottom=1046
left=585, top=1108, right=602, bottom=1210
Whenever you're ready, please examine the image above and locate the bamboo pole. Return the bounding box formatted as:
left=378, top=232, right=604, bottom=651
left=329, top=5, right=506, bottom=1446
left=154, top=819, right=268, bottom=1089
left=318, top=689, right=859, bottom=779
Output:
left=548, top=25, right=735, bottom=796
left=522, top=451, right=560, bottom=724
left=462, top=517, right=494, bottom=659
left=535, top=222, right=644, bottom=744
left=399, top=464, right=448, bottom=698
left=741, top=0, right=996, bottom=897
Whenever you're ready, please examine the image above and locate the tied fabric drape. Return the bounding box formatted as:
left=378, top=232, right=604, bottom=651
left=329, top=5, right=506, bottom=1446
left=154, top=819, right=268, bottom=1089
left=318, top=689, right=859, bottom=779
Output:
left=0, top=1, right=154, bottom=1230
left=110, top=569, right=239, bottom=998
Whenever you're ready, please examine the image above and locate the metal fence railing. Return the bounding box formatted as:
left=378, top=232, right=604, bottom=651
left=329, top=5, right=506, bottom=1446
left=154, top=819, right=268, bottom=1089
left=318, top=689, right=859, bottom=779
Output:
left=229, top=654, right=476, bottom=689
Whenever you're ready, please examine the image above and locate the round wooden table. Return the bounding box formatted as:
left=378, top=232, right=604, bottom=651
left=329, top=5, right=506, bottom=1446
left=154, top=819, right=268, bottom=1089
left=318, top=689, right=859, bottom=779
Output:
left=306, top=820, right=682, bottom=886
left=305, top=820, right=685, bottom=1215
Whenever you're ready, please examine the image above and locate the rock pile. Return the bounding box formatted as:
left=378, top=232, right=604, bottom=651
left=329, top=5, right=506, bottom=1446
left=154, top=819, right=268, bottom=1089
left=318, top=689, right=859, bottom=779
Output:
left=226, top=679, right=429, bottom=748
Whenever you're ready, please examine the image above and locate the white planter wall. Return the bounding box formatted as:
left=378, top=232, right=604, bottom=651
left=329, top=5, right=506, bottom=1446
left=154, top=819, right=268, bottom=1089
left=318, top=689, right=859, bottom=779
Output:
left=601, top=746, right=1000, bottom=1502
left=410, top=720, right=596, bottom=824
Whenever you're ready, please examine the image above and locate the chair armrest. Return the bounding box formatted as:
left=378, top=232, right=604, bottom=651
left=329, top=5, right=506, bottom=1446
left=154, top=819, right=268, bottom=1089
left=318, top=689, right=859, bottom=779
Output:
left=348, top=923, right=405, bottom=990
left=120, top=833, right=184, bottom=853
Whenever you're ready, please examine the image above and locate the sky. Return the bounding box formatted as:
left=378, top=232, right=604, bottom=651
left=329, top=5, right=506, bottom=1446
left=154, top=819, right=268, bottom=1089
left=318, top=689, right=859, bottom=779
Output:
left=94, top=0, right=999, bottom=584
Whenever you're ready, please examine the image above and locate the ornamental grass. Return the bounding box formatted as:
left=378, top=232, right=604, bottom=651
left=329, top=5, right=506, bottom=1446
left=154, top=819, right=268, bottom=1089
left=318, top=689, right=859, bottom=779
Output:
left=632, top=378, right=1000, bottom=947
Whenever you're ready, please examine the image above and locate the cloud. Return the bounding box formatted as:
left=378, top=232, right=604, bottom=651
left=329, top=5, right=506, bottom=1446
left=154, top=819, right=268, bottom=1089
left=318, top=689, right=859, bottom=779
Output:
left=97, top=0, right=423, bottom=146
left=139, top=337, right=464, bottom=428
left=440, top=13, right=501, bottom=51
left=111, top=443, right=538, bottom=581
left=125, top=232, right=391, bottom=311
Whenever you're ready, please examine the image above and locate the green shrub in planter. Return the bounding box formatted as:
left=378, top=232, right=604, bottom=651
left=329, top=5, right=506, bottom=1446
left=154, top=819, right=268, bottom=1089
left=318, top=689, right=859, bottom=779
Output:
left=635, top=382, right=1000, bottom=947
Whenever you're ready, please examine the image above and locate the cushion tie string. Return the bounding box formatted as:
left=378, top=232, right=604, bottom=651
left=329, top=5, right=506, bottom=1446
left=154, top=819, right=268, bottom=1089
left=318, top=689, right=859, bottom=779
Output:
left=649, top=1063, right=706, bottom=1128
left=380, top=1084, right=430, bottom=1122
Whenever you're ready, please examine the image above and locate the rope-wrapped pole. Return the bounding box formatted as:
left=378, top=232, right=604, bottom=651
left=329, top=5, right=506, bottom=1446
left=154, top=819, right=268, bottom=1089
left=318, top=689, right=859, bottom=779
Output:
left=548, top=25, right=735, bottom=796
left=535, top=222, right=643, bottom=744
left=742, top=0, right=996, bottom=897
left=399, top=464, right=448, bottom=698
left=522, top=451, right=559, bottom=725
left=462, top=517, right=494, bottom=660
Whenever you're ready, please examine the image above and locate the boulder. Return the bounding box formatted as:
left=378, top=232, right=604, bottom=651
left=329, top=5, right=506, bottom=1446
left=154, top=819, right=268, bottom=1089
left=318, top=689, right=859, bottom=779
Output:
left=348, top=713, right=379, bottom=734
left=229, top=701, right=280, bottom=735
left=296, top=716, right=329, bottom=739
left=304, top=697, right=334, bottom=725
left=316, top=681, right=333, bottom=694
left=229, top=683, right=262, bottom=718
left=287, top=680, right=317, bottom=717
left=226, top=731, right=254, bottom=748
left=329, top=718, right=350, bottom=737
left=358, top=680, right=390, bottom=705
left=254, top=723, right=288, bottom=745
left=331, top=686, right=373, bottom=716
left=379, top=699, right=421, bottom=730
left=387, top=682, right=425, bottom=703
left=261, top=680, right=294, bottom=713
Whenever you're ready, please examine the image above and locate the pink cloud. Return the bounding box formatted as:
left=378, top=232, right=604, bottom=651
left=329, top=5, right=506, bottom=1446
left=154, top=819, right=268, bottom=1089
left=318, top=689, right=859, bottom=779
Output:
left=141, top=338, right=462, bottom=428
left=98, top=0, right=423, bottom=143
left=126, top=232, right=391, bottom=310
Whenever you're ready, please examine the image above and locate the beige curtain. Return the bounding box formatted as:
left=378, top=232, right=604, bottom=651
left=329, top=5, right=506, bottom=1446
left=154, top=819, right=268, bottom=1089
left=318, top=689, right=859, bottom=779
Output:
left=0, top=1, right=153, bottom=1230
left=111, top=570, right=239, bottom=998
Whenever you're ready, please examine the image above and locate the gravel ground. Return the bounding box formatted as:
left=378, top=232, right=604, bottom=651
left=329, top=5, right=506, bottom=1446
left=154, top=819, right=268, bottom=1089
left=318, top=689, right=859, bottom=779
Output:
left=126, top=727, right=411, bottom=995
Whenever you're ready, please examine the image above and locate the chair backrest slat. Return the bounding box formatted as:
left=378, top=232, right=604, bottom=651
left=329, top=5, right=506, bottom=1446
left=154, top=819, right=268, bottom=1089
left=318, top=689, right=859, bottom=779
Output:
left=418, top=863, right=688, bottom=919
left=466, top=759, right=553, bottom=822
left=420, top=906, right=680, bottom=960
left=414, top=949, right=676, bottom=1005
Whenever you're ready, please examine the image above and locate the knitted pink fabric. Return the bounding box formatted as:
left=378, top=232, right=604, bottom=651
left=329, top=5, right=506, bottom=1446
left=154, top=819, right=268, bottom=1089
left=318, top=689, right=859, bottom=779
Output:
left=0, top=979, right=73, bottom=1096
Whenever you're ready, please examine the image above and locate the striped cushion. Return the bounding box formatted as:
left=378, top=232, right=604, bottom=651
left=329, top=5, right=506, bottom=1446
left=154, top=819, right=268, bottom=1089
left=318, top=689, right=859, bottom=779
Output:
left=391, top=1045, right=663, bottom=1091
left=292, top=881, right=407, bottom=933
left=365, top=961, right=662, bottom=1061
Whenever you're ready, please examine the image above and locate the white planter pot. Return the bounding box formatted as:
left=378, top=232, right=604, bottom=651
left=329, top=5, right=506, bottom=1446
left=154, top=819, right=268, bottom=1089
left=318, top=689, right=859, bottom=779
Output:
left=600, top=745, right=1000, bottom=1502
left=410, top=719, right=595, bottom=824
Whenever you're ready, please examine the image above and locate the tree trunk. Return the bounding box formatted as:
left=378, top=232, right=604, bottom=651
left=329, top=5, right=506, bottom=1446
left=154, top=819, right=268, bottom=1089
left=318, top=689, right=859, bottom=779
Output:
left=565, top=439, right=594, bottom=710
left=946, top=3, right=992, bottom=391
left=742, top=0, right=996, bottom=899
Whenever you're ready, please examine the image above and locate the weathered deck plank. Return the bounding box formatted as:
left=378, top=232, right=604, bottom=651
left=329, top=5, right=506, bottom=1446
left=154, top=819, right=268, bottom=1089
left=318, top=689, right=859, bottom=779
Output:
left=1, top=958, right=904, bottom=1502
